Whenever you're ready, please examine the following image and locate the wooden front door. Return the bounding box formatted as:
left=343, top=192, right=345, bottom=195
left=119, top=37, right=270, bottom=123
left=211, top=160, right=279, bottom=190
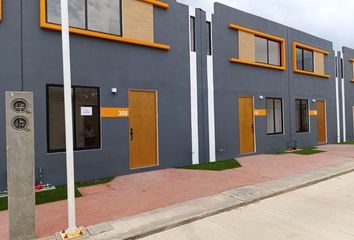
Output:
left=316, top=100, right=327, bottom=144
left=129, top=89, right=158, bottom=169
left=238, top=97, right=255, bottom=153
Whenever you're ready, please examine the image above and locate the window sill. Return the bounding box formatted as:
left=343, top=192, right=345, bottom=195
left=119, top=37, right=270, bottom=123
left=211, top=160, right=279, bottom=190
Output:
left=267, top=133, right=284, bottom=136
left=40, top=22, right=171, bottom=51
left=47, top=148, right=102, bottom=155
left=230, top=58, right=286, bottom=71
left=138, top=0, right=169, bottom=8
left=293, top=69, right=330, bottom=78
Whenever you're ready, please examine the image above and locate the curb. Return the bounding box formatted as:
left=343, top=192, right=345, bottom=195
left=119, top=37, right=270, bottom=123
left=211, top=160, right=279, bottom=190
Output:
left=46, top=160, right=354, bottom=240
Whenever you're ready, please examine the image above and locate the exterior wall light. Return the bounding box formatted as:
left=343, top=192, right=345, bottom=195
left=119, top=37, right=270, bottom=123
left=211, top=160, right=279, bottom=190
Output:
left=259, top=95, right=264, bottom=100
left=312, top=99, right=317, bottom=103
left=111, top=88, right=118, bottom=94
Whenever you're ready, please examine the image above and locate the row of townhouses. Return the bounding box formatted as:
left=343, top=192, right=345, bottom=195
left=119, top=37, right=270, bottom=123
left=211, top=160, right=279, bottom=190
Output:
left=0, top=0, right=353, bottom=190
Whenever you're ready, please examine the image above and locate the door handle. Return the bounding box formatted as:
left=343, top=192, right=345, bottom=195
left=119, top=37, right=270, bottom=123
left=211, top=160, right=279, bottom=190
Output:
left=251, top=123, right=254, bottom=133
left=130, top=128, right=134, bottom=141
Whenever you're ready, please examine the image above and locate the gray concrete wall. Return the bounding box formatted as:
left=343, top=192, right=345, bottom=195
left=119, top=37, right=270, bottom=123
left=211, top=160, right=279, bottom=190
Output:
left=342, top=47, right=354, bottom=141
left=213, top=3, right=291, bottom=159
left=1, top=0, right=193, bottom=190
left=6, top=92, right=35, bottom=240
left=287, top=28, right=337, bottom=148
left=0, top=0, right=23, bottom=191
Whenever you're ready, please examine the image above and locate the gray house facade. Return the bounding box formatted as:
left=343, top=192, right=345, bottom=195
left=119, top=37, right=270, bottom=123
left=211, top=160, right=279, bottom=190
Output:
left=213, top=3, right=337, bottom=160
left=0, top=0, right=352, bottom=191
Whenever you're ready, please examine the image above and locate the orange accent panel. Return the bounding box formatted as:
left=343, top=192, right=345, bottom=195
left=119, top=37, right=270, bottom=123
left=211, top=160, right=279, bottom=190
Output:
left=39, top=0, right=170, bottom=50
left=309, top=110, right=318, bottom=116
left=229, top=24, right=286, bottom=71
left=230, top=58, right=286, bottom=71
left=254, top=109, right=267, bottom=117
left=0, top=0, right=2, bottom=21
left=293, top=42, right=329, bottom=55
left=138, top=0, right=169, bottom=9
left=101, top=108, right=129, bottom=118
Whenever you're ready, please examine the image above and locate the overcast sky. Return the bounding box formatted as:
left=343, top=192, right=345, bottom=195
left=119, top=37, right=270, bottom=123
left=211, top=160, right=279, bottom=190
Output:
left=178, top=0, right=354, bottom=50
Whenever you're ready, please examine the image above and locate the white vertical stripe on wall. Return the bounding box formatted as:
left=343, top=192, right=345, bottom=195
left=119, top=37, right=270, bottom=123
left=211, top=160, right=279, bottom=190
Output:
left=335, top=52, right=341, bottom=143
left=206, top=12, right=216, bottom=162
left=340, top=52, right=347, bottom=142
left=189, top=7, right=199, bottom=164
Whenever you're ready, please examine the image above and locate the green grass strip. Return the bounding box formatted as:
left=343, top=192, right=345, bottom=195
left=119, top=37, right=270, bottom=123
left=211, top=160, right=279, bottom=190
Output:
left=291, top=147, right=325, bottom=155
left=0, top=176, right=114, bottom=212
left=177, top=159, right=241, bottom=171
left=338, top=141, right=354, bottom=144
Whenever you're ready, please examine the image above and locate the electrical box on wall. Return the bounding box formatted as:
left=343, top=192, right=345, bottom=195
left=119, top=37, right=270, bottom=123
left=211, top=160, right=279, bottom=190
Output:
left=5, top=91, right=35, bottom=240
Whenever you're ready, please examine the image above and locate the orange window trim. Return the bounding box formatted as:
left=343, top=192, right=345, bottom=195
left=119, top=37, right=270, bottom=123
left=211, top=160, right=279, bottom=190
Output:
left=39, top=0, right=170, bottom=50
left=292, top=42, right=330, bottom=78
left=138, top=0, right=169, bottom=9
left=229, top=24, right=286, bottom=71
left=0, top=0, right=2, bottom=21
left=230, top=58, right=286, bottom=71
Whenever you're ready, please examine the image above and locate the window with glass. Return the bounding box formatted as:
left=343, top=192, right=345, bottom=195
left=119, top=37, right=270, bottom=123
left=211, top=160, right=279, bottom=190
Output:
left=266, top=98, right=283, bottom=135
left=296, top=47, right=314, bottom=72
left=190, top=16, right=196, bottom=52
left=295, top=99, right=309, bottom=133
left=47, top=85, right=101, bottom=152
left=255, top=36, right=281, bottom=66
left=206, top=21, right=212, bottom=55
left=46, top=0, right=122, bottom=36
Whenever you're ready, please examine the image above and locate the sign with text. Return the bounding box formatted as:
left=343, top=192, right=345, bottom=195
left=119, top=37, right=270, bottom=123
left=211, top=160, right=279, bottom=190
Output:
left=309, top=110, right=318, bottom=116
left=101, top=108, right=129, bottom=118
left=254, top=109, right=267, bottom=116
left=81, top=107, right=93, bottom=116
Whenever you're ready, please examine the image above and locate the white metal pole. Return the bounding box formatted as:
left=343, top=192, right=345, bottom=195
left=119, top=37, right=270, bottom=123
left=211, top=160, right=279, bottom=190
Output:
left=60, top=0, right=78, bottom=234
left=335, top=52, right=341, bottom=143
left=340, top=52, right=347, bottom=142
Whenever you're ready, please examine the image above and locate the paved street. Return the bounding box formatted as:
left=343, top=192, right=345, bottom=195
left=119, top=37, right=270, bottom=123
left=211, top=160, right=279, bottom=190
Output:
left=142, top=172, right=354, bottom=240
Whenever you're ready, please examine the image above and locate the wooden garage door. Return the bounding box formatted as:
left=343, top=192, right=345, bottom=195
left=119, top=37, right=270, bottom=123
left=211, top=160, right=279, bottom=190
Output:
left=238, top=97, right=255, bottom=153
left=316, top=100, right=327, bottom=144
left=129, top=89, right=158, bottom=169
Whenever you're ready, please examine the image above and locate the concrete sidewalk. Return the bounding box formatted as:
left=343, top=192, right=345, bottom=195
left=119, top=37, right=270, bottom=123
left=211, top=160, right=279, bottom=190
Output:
left=53, top=159, right=354, bottom=240
left=1, top=144, right=353, bottom=239
left=140, top=171, right=354, bottom=240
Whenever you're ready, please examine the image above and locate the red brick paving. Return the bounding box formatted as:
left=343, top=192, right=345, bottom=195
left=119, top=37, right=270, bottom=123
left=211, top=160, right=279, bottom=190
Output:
left=0, top=144, right=353, bottom=239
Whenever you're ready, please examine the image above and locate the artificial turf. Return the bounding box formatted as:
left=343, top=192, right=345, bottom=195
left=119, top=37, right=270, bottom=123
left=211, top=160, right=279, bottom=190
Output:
left=290, top=147, right=325, bottom=155
left=338, top=141, right=354, bottom=144
left=0, top=176, right=114, bottom=212
left=177, top=159, right=241, bottom=171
